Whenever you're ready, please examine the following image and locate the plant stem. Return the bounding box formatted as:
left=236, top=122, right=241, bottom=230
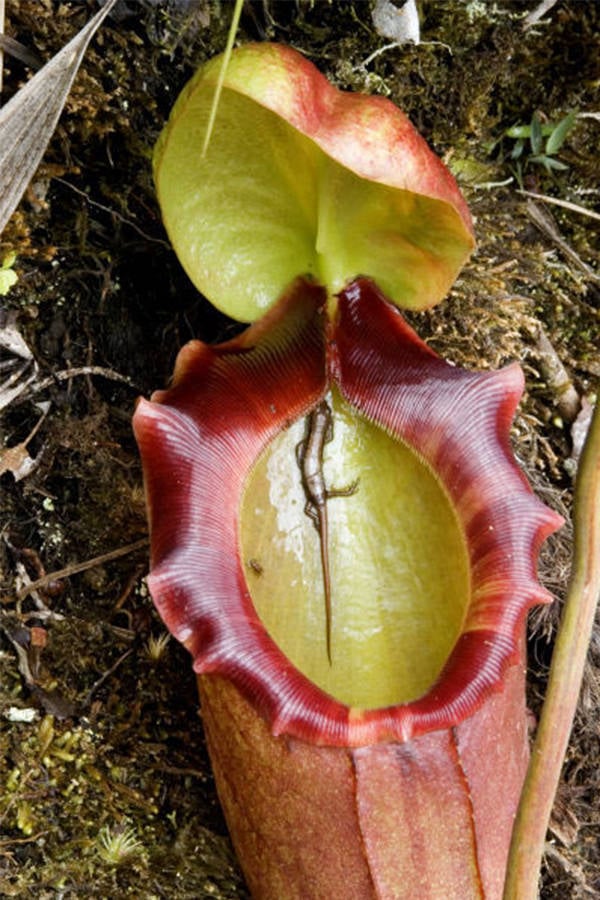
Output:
left=503, top=400, right=600, bottom=899
left=201, top=0, right=244, bottom=158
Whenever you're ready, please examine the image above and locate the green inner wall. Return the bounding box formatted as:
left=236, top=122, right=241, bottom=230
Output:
left=239, top=392, right=471, bottom=709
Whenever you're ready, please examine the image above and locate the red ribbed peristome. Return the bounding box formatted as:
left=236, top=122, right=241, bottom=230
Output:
left=133, top=276, right=562, bottom=747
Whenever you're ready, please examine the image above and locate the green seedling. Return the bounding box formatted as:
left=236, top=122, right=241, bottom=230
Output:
left=0, top=252, right=18, bottom=295
left=504, top=110, right=577, bottom=185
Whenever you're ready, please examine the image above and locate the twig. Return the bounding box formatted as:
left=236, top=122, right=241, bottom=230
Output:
left=0, top=360, right=37, bottom=411
left=519, top=189, right=600, bottom=224
left=30, top=365, right=138, bottom=395
left=13, top=560, right=62, bottom=616
left=523, top=0, right=560, bottom=29
left=16, top=538, right=149, bottom=600
left=5, top=364, right=139, bottom=410
left=149, top=764, right=207, bottom=779
left=544, top=843, right=592, bottom=890
left=524, top=199, right=600, bottom=284
left=83, top=647, right=134, bottom=706
left=0, top=831, right=49, bottom=848
left=54, top=177, right=169, bottom=246
left=473, top=176, right=514, bottom=191
left=534, top=325, right=580, bottom=423
left=355, top=39, right=451, bottom=70
left=0, top=34, right=43, bottom=71
left=355, top=41, right=400, bottom=70
left=503, top=401, right=600, bottom=899
left=0, top=0, right=43, bottom=76
left=113, top=564, right=146, bottom=612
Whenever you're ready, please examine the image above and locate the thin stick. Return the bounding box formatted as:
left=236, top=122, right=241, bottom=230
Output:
left=17, top=538, right=149, bottom=600
left=83, top=647, right=134, bottom=705
left=503, top=401, right=600, bottom=899
left=54, top=177, right=169, bottom=246
left=535, top=325, right=580, bottom=423
left=201, top=0, right=244, bottom=158
left=30, top=365, right=138, bottom=395
left=356, top=42, right=400, bottom=70
left=0, top=34, right=43, bottom=71
left=518, top=189, right=600, bottom=223
left=525, top=198, right=600, bottom=284
left=523, top=0, right=560, bottom=29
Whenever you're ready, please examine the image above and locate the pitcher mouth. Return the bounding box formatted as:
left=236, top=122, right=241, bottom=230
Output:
left=133, top=276, right=562, bottom=748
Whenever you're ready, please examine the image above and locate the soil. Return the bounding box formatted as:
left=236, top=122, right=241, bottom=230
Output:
left=0, top=1, right=598, bottom=897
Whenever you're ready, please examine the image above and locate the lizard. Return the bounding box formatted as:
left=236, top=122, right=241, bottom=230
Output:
left=296, top=399, right=359, bottom=665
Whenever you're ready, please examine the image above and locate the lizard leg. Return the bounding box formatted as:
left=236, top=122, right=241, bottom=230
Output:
left=327, top=477, right=360, bottom=500
left=304, top=500, right=320, bottom=530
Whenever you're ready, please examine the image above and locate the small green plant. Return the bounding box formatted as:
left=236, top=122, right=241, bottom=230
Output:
left=0, top=252, right=18, bottom=296
left=502, top=110, right=577, bottom=186
left=97, top=823, right=144, bottom=866
left=144, top=631, right=170, bottom=661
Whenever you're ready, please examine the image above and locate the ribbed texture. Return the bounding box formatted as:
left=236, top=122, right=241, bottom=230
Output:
left=134, top=276, right=562, bottom=747
left=333, top=279, right=563, bottom=742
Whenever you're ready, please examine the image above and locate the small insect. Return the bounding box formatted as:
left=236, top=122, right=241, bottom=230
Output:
left=296, top=400, right=358, bottom=664
left=248, top=558, right=264, bottom=576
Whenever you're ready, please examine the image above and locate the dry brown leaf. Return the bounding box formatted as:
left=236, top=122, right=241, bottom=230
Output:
left=0, top=401, right=48, bottom=480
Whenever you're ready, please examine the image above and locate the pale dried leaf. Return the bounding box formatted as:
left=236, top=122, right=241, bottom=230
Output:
left=0, top=0, right=118, bottom=236
left=0, top=311, right=38, bottom=411
left=0, top=310, right=33, bottom=360
left=0, top=441, right=37, bottom=480
left=0, top=401, right=48, bottom=479
left=372, top=0, right=420, bottom=45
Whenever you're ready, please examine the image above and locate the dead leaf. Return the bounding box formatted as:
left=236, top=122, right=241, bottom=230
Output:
left=0, top=0, right=118, bottom=236
left=0, top=442, right=39, bottom=480
left=0, top=401, right=49, bottom=480
left=0, top=310, right=38, bottom=410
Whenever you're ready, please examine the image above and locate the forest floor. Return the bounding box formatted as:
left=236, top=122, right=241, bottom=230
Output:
left=0, top=1, right=598, bottom=897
